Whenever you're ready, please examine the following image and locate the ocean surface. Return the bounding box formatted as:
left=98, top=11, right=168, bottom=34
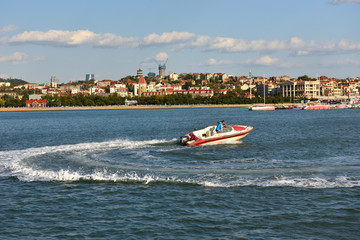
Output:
left=0, top=107, right=359, bottom=239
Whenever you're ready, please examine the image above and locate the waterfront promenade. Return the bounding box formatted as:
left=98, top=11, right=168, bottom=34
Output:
left=0, top=104, right=257, bottom=112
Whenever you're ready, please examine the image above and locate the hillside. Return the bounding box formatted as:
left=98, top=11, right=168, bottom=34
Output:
left=0, top=78, right=28, bottom=86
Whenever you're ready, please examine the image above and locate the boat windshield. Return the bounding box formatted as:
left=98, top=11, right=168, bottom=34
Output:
left=222, top=126, right=232, bottom=133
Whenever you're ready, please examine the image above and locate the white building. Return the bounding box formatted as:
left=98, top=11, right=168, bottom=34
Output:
left=279, top=80, right=320, bottom=99
left=0, top=82, right=11, bottom=87
left=51, top=75, right=59, bottom=87
left=169, top=72, right=179, bottom=81
left=133, top=77, right=147, bottom=96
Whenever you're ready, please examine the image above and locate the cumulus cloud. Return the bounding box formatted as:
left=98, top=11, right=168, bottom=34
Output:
left=141, top=31, right=195, bottom=46
left=329, top=0, right=360, bottom=4
left=293, top=39, right=360, bottom=56
left=204, top=37, right=311, bottom=53
left=256, top=56, right=279, bottom=65
left=7, top=29, right=138, bottom=48
left=190, top=35, right=212, bottom=47
left=243, top=56, right=279, bottom=66
left=93, top=33, right=138, bottom=48
left=296, top=50, right=310, bottom=56
left=199, top=58, right=232, bottom=66
left=154, top=52, right=168, bottom=62
left=141, top=52, right=168, bottom=67
left=0, top=52, right=28, bottom=64
left=0, top=25, right=18, bottom=35
left=3, top=29, right=360, bottom=57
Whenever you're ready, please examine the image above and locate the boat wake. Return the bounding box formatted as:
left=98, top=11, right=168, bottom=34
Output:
left=0, top=138, right=176, bottom=181
left=0, top=138, right=359, bottom=188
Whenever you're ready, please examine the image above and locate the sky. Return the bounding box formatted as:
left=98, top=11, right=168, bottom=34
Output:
left=0, top=0, right=359, bottom=83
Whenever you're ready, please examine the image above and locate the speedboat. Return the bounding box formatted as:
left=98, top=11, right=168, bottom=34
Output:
left=180, top=124, right=253, bottom=146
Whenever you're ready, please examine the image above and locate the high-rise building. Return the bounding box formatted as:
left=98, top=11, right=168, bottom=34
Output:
left=50, top=75, right=58, bottom=87
left=158, top=64, right=166, bottom=78
left=86, top=74, right=95, bottom=81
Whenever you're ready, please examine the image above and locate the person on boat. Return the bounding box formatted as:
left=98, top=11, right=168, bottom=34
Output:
left=216, top=120, right=225, bottom=133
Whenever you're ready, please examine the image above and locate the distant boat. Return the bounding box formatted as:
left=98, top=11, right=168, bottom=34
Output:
left=330, top=104, right=349, bottom=109
left=249, top=106, right=275, bottom=111
left=348, top=104, right=360, bottom=109
left=249, top=76, right=275, bottom=111
left=275, top=104, right=294, bottom=110
left=300, top=105, right=330, bottom=110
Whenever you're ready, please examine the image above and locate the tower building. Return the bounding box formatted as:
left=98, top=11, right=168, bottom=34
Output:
left=86, top=74, right=95, bottom=81
left=137, top=69, right=143, bottom=78
left=158, top=64, right=166, bottom=78
left=50, top=75, right=59, bottom=87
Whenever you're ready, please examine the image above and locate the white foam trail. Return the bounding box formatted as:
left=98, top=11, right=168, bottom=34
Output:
left=0, top=138, right=172, bottom=181
left=198, top=175, right=360, bottom=189
left=4, top=160, right=360, bottom=189
left=1, top=139, right=359, bottom=188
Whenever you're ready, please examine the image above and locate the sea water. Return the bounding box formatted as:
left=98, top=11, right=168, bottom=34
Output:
left=0, top=108, right=359, bottom=239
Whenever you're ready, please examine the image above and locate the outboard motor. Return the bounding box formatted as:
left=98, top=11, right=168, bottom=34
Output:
left=180, top=135, right=190, bottom=145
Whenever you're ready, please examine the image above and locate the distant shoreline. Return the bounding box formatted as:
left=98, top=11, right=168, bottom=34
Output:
left=0, top=104, right=258, bottom=112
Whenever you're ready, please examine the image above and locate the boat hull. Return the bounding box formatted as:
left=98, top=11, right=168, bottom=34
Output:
left=249, top=106, right=275, bottom=111
left=181, top=125, right=253, bottom=146
left=301, top=105, right=330, bottom=110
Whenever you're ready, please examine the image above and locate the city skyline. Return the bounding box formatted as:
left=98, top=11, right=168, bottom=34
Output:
left=1, top=0, right=359, bottom=83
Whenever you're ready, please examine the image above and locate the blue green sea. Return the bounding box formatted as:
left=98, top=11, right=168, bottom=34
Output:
left=1, top=107, right=359, bottom=239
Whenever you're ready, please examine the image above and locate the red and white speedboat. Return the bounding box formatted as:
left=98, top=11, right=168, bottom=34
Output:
left=180, top=124, right=253, bottom=146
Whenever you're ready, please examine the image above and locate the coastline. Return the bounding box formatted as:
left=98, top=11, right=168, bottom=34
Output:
left=0, top=104, right=256, bottom=112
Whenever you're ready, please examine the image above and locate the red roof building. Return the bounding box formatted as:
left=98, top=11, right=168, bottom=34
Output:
left=138, top=77, right=146, bottom=85
left=25, top=100, right=47, bottom=108
left=245, top=92, right=255, bottom=98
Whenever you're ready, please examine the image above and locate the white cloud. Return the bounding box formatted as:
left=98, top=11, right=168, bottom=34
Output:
left=9, top=30, right=93, bottom=46
left=295, top=39, right=360, bottom=55
left=0, top=25, right=18, bottom=35
left=141, top=31, right=195, bottom=46
left=204, top=37, right=308, bottom=53
left=243, top=56, right=279, bottom=66
left=199, top=58, right=232, bottom=66
left=93, top=33, right=138, bottom=48
left=0, top=52, right=28, bottom=64
left=190, top=35, right=212, bottom=47
left=3, top=29, right=360, bottom=57
left=8, top=29, right=138, bottom=48
left=329, top=0, right=360, bottom=4
left=288, top=37, right=307, bottom=49
left=255, top=56, right=279, bottom=65
left=154, top=52, right=168, bottom=62
left=141, top=52, right=168, bottom=67
left=296, top=50, right=310, bottom=56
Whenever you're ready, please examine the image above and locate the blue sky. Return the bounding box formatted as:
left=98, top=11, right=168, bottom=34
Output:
left=1, top=0, right=359, bottom=83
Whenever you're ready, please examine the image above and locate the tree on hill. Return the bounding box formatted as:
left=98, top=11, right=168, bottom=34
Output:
left=297, top=75, right=316, bottom=81
left=0, top=78, right=28, bottom=86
